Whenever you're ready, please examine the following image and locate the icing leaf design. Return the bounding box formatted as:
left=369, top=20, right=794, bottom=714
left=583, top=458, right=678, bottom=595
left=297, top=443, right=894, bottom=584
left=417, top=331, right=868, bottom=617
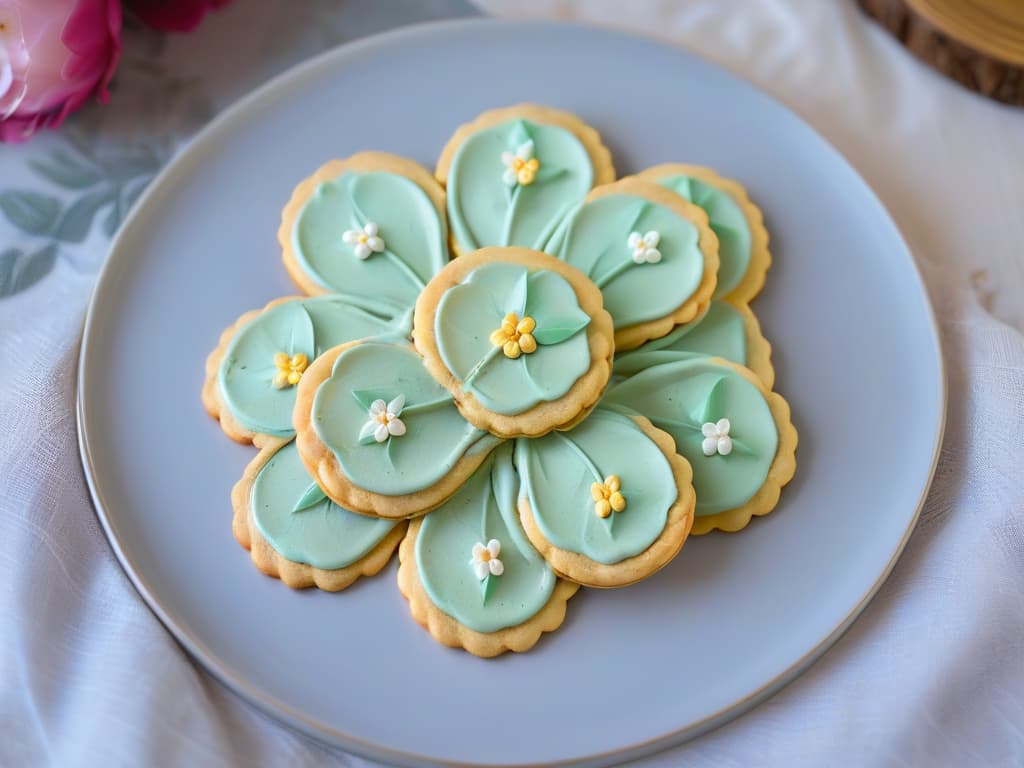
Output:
left=434, top=263, right=592, bottom=415
left=279, top=301, right=316, bottom=363
left=531, top=314, right=590, bottom=346
left=481, top=573, right=499, bottom=604
left=698, top=376, right=729, bottom=425
left=523, top=269, right=590, bottom=346
left=657, top=174, right=752, bottom=299
left=252, top=443, right=399, bottom=570
left=602, top=358, right=779, bottom=515
left=544, top=193, right=706, bottom=330
left=220, top=296, right=399, bottom=438
left=446, top=118, right=595, bottom=252
left=292, top=171, right=447, bottom=306
left=508, top=268, right=529, bottom=316
left=514, top=409, right=676, bottom=563
left=351, top=389, right=382, bottom=411
left=414, top=445, right=557, bottom=633
left=292, top=481, right=328, bottom=513
left=508, top=120, right=531, bottom=148
left=312, top=341, right=503, bottom=496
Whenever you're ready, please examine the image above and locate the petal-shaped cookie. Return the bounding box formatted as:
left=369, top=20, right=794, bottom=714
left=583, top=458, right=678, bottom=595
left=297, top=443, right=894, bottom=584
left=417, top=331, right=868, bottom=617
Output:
left=437, top=104, right=614, bottom=255
left=603, top=357, right=797, bottom=534
left=613, top=300, right=774, bottom=389
left=397, top=443, right=578, bottom=657
left=203, top=295, right=404, bottom=445
left=414, top=247, right=614, bottom=438
left=232, top=440, right=405, bottom=591
left=543, top=178, right=719, bottom=351
left=293, top=339, right=503, bottom=519
left=632, top=164, right=770, bottom=305
left=515, top=408, right=695, bottom=587
left=279, top=152, right=448, bottom=311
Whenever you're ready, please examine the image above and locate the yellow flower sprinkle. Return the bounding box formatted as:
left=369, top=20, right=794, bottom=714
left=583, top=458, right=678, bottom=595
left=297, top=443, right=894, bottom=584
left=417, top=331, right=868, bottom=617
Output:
left=510, top=156, right=539, bottom=185
left=272, top=352, right=308, bottom=389
left=489, top=312, right=538, bottom=359
left=590, top=475, right=626, bottom=519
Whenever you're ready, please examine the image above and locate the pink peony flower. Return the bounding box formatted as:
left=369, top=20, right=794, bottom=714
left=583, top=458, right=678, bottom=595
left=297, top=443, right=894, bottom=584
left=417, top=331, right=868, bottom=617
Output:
left=126, top=0, right=230, bottom=34
left=0, top=0, right=121, bottom=143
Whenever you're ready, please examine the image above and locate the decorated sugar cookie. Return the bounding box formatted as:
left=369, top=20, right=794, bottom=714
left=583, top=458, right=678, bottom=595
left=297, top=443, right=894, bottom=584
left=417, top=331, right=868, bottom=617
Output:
left=202, top=108, right=802, bottom=658
left=603, top=357, right=797, bottom=534
left=397, top=444, right=579, bottom=657
left=203, top=295, right=403, bottom=445
left=232, top=441, right=406, bottom=591
left=632, top=164, right=770, bottom=305
left=436, top=104, right=615, bottom=256
left=413, top=247, right=615, bottom=438
left=542, top=177, right=720, bottom=351
left=293, top=339, right=504, bottom=519
left=515, top=409, right=696, bottom=588
left=613, top=300, right=775, bottom=389
left=279, top=152, right=449, bottom=308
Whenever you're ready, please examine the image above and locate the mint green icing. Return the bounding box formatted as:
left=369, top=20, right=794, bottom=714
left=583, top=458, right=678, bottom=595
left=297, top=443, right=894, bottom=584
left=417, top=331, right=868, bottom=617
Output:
left=416, top=444, right=556, bottom=633
left=219, top=296, right=401, bottom=437
left=656, top=174, right=751, bottom=299
left=544, top=193, right=705, bottom=329
left=434, top=262, right=591, bottom=416
left=447, top=118, right=594, bottom=252
left=514, top=409, right=677, bottom=564
left=613, top=301, right=747, bottom=378
left=312, top=341, right=502, bottom=496
left=603, top=358, right=778, bottom=516
left=251, top=442, right=398, bottom=570
left=292, top=171, right=448, bottom=312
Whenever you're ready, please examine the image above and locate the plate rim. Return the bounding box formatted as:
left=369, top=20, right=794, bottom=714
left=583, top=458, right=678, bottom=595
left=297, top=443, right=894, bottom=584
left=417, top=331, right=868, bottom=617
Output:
left=76, top=17, right=948, bottom=768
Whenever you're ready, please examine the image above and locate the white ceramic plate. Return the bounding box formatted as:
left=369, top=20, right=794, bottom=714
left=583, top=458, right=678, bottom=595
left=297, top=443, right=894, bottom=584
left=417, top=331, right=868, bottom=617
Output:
left=78, top=19, right=945, bottom=767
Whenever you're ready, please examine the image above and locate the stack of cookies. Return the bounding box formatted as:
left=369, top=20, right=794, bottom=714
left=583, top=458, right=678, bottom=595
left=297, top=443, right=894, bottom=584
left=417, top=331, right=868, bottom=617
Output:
left=202, top=105, right=798, bottom=657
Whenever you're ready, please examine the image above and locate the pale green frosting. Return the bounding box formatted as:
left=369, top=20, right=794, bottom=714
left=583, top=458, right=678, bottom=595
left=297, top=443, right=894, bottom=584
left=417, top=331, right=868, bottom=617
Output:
left=312, top=341, right=502, bottom=496
left=416, top=444, right=556, bottom=633
left=603, top=358, right=778, bottom=516
left=434, top=262, right=592, bottom=416
left=446, top=118, right=594, bottom=252
left=657, top=174, right=751, bottom=299
left=292, top=171, right=448, bottom=313
left=514, top=409, right=677, bottom=564
left=613, top=300, right=747, bottom=378
left=251, top=441, right=399, bottom=570
left=544, top=193, right=705, bottom=328
left=219, top=296, right=402, bottom=437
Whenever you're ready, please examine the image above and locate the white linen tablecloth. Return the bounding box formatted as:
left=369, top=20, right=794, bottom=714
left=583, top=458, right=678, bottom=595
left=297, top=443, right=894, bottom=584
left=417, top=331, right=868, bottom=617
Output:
left=2, top=1, right=1022, bottom=765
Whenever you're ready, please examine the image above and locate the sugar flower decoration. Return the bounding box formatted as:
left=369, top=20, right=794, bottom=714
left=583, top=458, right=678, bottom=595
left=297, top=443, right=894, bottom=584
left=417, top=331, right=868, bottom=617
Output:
left=701, top=418, right=733, bottom=456
left=501, top=140, right=540, bottom=187
left=360, top=395, right=407, bottom=443
left=272, top=352, right=308, bottom=389
left=343, top=221, right=385, bottom=260
left=590, top=474, right=626, bottom=518
left=489, top=312, right=537, bottom=359
left=470, top=539, right=504, bottom=579
left=628, top=230, right=662, bottom=264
